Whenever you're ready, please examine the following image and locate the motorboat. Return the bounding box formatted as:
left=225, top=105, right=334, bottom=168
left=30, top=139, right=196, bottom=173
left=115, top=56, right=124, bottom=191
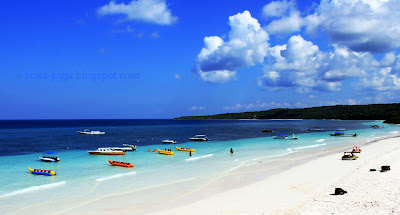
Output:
left=28, top=167, right=56, bottom=176
left=87, top=147, right=125, bottom=155
left=176, top=146, right=196, bottom=152
left=110, top=147, right=134, bottom=152
left=77, top=129, right=105, bottom=135
left=371, top=125, right=384, bottom=129
left=108, top=159, right=134, bottom=168
left=162, top=139, right=177, bottom=144
left=352, top=146, right=362, bottom=153
left=261, top=129, right=273, bottom=132
left=189, top=135, right=209, bottom=141
left=157, top=148, right=174, bottom=155
left=122, top=144, right=137, bottom=151
left=307, top=127, right=323, bottom=131
left=273, top=133, right=298, bottom=140
left=342, top=152, right=358, bottom=160
left=39, top=152, right=60, bottom=162
left=329, top=131, right=357, bottom=137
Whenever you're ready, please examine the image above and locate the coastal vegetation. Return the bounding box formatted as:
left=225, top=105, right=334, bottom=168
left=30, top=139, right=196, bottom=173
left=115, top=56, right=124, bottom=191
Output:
left=175, top=103, right=400, bottom=123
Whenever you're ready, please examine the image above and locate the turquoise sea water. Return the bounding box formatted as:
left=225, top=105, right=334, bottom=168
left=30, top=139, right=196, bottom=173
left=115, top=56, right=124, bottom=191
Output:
left=0, top=119, right=399, bottom=213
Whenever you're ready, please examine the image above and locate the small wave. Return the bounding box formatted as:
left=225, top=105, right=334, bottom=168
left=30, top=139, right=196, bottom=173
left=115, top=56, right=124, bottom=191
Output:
left=390, top=131, right=399, bottom=134
left=286, top=148, right=292, bottom=151
left=294, top=143, right=326, bottom=150
left=315, top=139, right=325, bottom=142
left=185, top=154, right=213, bottom=161
left=96, top=172, right=136, bottom=182
left=0, top=181, right=66, bottom=199
left=222, top=161, right=248, bottom=174
left=252, top=151, right=295, bottom=161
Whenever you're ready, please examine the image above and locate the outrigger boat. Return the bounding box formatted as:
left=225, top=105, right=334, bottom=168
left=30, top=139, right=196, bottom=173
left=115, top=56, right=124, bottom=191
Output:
left=157, top=148, right=174, bottom=155
left=28, top=167, right=56, bottom=176
left=189, top=135, right=209, bottom=141
left=176, top=146, right=196, bottom=152
left=342, top=152, right=358, bottom=160
left=329, top=131, right=357, bottom=137
left=273, top=133, right=298, bottom=140
left=108, top=159, right=134, bottom=168
left=77, top=129, right=105, bottom=135
left=87, top=147, right=125, bottom=155
left=162, top=139, right=177, bottom=144
left=39, top=152, right=60, bottom=162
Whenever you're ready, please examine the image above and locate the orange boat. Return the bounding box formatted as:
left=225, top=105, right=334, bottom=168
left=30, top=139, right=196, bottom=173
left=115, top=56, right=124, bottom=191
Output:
left=108, top=159, right=134, bottom=168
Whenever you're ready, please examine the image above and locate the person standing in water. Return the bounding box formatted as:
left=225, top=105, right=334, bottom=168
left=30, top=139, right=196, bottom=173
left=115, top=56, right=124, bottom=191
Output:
left=189, top=151, right=192, bottom=156
left=230, top=148, right=234, bottom=154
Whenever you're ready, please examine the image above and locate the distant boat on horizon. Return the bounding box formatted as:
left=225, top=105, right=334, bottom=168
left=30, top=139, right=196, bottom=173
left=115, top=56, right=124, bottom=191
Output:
left=189, top=135, right=209, bottom=141
left=77, top=129, right=105, bottom=135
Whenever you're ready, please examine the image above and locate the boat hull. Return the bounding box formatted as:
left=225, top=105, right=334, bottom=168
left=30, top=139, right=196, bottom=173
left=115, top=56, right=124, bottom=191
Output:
left=88, top=151, right=125, bottom=155
left=109, top=159, right=134, bottom=168
left=39, top=157, right=60, bottom=162
left=157, top=148, right=174, bottom=155
left=28, top=167, right=56, bottom=176
left=176, top=146, right=196, bottom=152
left=189, top=138, right=209, bottom=141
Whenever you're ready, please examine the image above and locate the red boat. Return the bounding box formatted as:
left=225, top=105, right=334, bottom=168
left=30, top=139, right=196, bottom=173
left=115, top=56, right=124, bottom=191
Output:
left=108, top=159, right=134, bottom=168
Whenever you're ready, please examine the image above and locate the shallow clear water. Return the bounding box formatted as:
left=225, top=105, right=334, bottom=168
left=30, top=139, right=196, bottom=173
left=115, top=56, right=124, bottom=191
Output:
left=0, top=119, right=398, bottom=213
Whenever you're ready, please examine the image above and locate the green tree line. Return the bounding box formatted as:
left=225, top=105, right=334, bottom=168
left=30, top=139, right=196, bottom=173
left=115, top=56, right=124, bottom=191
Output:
left=175, top=103, right=400, bottom=124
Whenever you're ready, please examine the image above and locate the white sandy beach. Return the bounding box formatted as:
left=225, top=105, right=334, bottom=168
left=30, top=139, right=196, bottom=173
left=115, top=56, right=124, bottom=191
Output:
left=156, top=136, right=400, bottom=215
left=58, top=135, right=400, bottom=215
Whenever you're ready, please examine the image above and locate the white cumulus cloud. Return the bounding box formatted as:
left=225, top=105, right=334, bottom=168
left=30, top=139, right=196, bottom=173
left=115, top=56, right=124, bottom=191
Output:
left=98, top=0, right=177, bottom=25
left=259, top=35, right=380, bottom=92
left=195, top=10, right=269, bottom=83
left=304, top=0, right=400, bottom=53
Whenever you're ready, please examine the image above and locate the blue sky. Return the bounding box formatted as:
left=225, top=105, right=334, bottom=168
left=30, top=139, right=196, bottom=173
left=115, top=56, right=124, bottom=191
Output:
left=1, top=0, right=400, bottom=119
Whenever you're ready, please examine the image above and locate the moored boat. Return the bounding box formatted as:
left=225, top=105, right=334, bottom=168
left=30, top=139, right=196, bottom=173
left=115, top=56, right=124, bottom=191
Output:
left=28, top=167, right=56, bottom=176
left=189, top=135, right=209, bottom=141
left=329, top=131, right=357, bottom=137
left=273, top=133, right=298, bottom=140
left=157, top=148, right=174, bottom=155
left=122, top=144, right=137, bottom=151
left=176, top=146, right=196, bottom=152
left=371, top=125, right=384, bottom=129
left=88, top=148, right=125, bottom=155
left=77, top=129, right=105, bottom=135
left=261, top=129, right=273, bottom=132
left=108, top=159, right=134, bottom=168
left=162, top=139, right=177, bottom=144
left=39, top=152, right=60, bottom=162
left=110, top=147, right=135, bottom=152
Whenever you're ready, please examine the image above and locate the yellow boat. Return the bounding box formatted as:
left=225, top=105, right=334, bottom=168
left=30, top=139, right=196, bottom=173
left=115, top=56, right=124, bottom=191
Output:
left=176, top=146, right=196, bottom=152
left=157, top=148, right=174, bottom=155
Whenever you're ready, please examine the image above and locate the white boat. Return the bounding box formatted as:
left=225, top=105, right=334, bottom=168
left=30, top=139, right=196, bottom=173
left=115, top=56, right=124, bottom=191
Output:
left=273, top=133, right=298, bottom=140
left=162, top=139, right=177, bottom=144
left=189, top=135, right=209, bottom=141
left=122, top=144, right=137, bottom=151
left=39, top=152, right=60, bottom=162
left=87, top=147, right=125, bottom=155
left=77, top=129, right=105, bottom=135
left=110, top=147, right=135, bottom=152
